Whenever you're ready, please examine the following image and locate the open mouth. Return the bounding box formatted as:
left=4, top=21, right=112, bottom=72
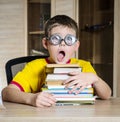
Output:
left=57, top=51, right=65, bottom=62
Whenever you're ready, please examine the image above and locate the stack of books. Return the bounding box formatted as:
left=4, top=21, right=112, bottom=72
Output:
left=42, top=64, right=95, bottom=106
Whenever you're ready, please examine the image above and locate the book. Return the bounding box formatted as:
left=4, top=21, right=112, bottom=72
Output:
left=46, top=80, right=63, bottom=85
left=44, top=63, right=95, bottom=105
left=46, top=74, right=70, bottom=81
left=46, top=64, right=82, bottom=74
left=56, top=97, right=95, bottom=101
left=54, top=94, right=94, bottom=98
left=54, top=67, right=82, bottom=73
left=46, top=64, right=80, bottom=68
left=46, top=83, right=92, bottom=90
left=42, top=87, right=94, bottom=94
left=56, top=99, right=95, bottom=106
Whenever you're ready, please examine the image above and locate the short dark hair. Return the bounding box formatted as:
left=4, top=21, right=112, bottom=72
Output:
left=44, top=15, right=79, bottom=39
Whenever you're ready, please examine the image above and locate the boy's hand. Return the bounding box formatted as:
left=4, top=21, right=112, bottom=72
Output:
left=33, top=92, right=56, bottom=107
left=63, top=71, right=98, bottom=94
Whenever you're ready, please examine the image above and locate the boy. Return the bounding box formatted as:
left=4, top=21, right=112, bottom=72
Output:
left=2, top=15, right=111, bottom=107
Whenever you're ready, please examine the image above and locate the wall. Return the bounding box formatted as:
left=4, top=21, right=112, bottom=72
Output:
left=51, top=0, right=78, bottom=19
left=51, top=0, right=79, bottom=58
left=0, top=0, right=27, bottom=90
left=114, top=0, right=120, bottom=97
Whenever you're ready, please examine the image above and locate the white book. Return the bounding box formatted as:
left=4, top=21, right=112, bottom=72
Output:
left=46, top=74, right=70, bottom=81
left=54, top=67, right=82, bottom=73
left=56, top=97, right=95, bottom=101
left=48, top=85, right=65, bottom=89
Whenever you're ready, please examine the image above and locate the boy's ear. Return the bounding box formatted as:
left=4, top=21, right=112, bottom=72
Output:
left=42, top=38, right=48, bottom=49
left=75, top=40, right=80, bottom=51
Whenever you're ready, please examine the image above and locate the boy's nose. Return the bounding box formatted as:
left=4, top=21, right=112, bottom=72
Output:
left=59, top=39, right=66, bottom=46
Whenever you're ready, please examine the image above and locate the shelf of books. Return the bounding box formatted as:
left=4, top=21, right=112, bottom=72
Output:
left=42, top=64, right=96, bottom=106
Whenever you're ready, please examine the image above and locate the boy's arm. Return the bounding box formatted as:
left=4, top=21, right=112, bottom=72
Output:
left=2, top=84, right=37, bottom=106
left=93, top=76, right=112, bottom=99
left=2, top=84, right=56, bottom=107
left=63, top=72, right=111, bottom=100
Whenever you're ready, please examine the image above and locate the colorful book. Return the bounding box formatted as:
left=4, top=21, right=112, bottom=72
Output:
left=42, top=87, right=94, bottom=94
left=54, top=94, right=93, bottom=98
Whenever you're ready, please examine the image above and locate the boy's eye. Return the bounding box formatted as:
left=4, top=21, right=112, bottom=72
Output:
left=66, top=36, right=72, bottom=41
left=50, top=35, right=61, bottom=45
left=64, top=35, right=77, bottom=45
left=51, top=35, right=60, bottom=41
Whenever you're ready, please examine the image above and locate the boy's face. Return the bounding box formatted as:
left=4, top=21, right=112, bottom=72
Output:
left=42, top=25, right=80, bottom=64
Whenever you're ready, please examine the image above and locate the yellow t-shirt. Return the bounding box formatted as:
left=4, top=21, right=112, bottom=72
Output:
left=12, top=58, right=96, bottom=93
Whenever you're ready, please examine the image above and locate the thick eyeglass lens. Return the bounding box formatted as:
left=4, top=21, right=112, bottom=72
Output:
left=64, top=35, right=76, bottom=46
left=50, top=35, right=61, bottom=45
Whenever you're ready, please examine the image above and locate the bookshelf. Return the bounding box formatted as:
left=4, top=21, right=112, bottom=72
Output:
left=78, top=0, right=114, bottom=92
left=29, top=31, right=44, bottom=35
left=27, top=0, right=51, bottom=56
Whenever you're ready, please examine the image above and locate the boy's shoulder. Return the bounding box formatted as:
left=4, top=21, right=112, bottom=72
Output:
left=71, top=58, right=92, bottom=67
left=70, top=58, right=95, bottom=73
left=29, top=58, right=46, bottom=63
left=27, top=58, right=47, bottom=68
left=70, top=58, right=92, bottom=66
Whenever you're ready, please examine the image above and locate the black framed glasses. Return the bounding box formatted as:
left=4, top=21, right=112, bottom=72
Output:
left=47, top=34, right=77, bottom=46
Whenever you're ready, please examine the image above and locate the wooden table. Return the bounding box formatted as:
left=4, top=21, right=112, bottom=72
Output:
left=0, top=97, right=120, bottom=122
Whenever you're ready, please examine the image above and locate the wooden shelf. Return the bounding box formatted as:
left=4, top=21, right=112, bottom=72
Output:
left=29, top=31, right=44, bottom=35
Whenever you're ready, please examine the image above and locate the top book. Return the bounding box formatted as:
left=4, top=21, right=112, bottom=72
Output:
left=46, top=64, right=80, bottom=68
left=46, top=64, right=82, bottom=74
